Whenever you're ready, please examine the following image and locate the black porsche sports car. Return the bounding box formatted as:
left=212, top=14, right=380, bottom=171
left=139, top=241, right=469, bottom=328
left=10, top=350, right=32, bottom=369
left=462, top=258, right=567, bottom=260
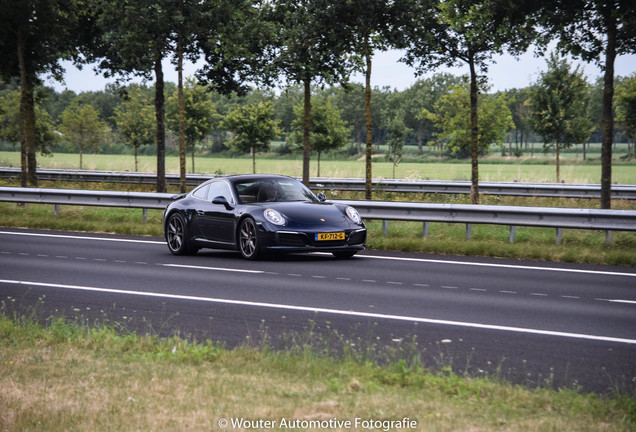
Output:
left=163, top=174, right=366, bottom=259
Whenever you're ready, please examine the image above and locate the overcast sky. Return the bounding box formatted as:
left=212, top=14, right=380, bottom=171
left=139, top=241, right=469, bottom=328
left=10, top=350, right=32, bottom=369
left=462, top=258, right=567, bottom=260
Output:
left=46, top=48, right=636, bottom=94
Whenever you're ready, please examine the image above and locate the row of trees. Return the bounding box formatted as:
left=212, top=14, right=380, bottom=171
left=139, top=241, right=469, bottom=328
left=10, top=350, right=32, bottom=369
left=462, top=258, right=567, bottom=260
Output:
left=2, top=65, right=634, bottom=179
left=1, top=0, right=635, bottom=206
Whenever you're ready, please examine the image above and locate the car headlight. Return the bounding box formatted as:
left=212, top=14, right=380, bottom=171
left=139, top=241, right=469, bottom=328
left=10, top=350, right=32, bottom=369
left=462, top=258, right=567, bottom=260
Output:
left=264, top=208, right=285, bottom=226
left=346, top=206, right=362, bottom=224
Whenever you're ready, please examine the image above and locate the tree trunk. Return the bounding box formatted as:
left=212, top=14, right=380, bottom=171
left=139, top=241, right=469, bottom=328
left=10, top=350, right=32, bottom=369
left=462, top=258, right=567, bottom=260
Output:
left=154, top=54, right=167, bottom=193
left=556, top=143, right=561, bottom=183
left=177, top=35, right=187, bottom=193
left=364, top=34, right=373, bottom=200
left=302, top=77, right=311, bottom=186
left=600, top=19, right=616, bottom=209
left=468, top=57, right=480, bottom=204
left=17, top=28, right=37, bottom=187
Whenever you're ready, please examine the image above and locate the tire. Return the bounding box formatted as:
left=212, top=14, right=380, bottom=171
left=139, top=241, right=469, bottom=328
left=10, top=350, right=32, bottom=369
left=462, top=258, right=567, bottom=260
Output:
left=333, top=251, right=357, bottom=259
left=166, top=212, right=196, bottom=255
left=238, top=218, right=260, bottom=260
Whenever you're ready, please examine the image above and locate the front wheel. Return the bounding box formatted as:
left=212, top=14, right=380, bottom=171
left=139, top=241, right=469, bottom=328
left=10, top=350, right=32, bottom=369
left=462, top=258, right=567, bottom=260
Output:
left=239, top=218, right=260, bottom=260
left=166, top=212, right=196, bottom=255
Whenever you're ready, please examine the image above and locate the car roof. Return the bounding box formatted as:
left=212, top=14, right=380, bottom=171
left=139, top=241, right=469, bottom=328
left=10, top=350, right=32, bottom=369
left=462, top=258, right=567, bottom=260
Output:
left=208, top=174, right=297, bottom=185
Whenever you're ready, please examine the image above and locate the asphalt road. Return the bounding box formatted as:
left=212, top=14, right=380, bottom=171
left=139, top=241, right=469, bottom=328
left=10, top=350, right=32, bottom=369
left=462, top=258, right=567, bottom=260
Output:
left=1, top=228, right=634, bottom=394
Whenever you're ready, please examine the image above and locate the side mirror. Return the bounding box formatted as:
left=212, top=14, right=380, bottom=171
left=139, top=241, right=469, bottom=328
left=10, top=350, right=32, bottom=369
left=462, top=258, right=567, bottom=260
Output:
left=212, top=196, right=234, bottom=210
left=317, top=193, right=327, bottom=202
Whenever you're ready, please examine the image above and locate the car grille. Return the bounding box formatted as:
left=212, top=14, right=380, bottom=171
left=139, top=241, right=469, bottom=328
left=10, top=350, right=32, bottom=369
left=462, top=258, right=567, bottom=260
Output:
left=278, top=233, right=306, bottom=247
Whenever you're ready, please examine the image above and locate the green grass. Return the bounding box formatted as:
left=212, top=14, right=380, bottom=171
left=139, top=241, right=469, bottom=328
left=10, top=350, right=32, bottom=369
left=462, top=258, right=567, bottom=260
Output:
left=2, top=150, right=636, bottom=183
left=1, top=314, right=634, bottom=432
left=365, top=220, right=636, bottom=267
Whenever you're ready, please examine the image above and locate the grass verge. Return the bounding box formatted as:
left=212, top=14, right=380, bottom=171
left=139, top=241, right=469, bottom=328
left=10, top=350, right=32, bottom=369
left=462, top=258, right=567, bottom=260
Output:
left=1, top=314, right=634, bottom=432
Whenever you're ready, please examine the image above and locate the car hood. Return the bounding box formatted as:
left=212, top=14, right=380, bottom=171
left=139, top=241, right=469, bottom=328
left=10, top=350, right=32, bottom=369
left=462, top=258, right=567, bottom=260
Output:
left=258, top=201, right=352, bottom=229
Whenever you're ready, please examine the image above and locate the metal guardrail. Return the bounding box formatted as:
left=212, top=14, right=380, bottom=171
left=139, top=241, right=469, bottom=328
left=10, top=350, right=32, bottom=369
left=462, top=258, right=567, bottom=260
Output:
left=340, top=199, right=636, bottom=243
left=319, top=178, right=636, bottom=200
left=1, top=167, right=635, bottom=200
left=0, top=187, right=635, bottom=244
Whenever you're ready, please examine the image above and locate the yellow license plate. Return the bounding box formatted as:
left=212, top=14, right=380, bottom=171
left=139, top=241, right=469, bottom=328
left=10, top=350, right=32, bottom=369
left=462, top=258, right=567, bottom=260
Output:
left=315, top=232, right=345, bottom=241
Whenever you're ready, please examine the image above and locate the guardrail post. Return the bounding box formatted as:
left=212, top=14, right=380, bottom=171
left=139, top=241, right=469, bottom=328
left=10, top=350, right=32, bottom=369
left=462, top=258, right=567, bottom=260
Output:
left=465, top=223, right=472, bottom=240
left=605, top=230, right=612, bottom=245
left=509, top=226, right=516, bottom=244
left=142, top=208, right=148, bottom=222
left=423, top=221, right=429, bottom=238
left=54, top=204, right=60, bottom=216
left=556, top=228, right=562, bottom=245
left=383, top=220, right=388, bottom=237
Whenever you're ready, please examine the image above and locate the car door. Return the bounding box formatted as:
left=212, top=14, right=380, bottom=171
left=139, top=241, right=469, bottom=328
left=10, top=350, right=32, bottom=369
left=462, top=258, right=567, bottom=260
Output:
left=196, top=181, right=236, bottom=245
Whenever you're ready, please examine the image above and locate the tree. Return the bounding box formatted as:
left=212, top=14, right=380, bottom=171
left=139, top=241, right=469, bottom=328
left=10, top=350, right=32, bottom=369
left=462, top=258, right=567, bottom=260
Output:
left=503, top=88, right=532, bottom=157
left=402, top=0, right=538, bottom=203
left=327, top=84, right=366, bottom=152
left=221, top=101, right=281, bottom=173
left=289, top=98, right=351, bottom=177
left=384, top=112, right=411, bottom=178
left=0, top=89, right=58, bottom=156
left=527, top=53, right=592, bottom=183
left=0, top=0, right=95, bottom=186
left=400, top=74, right=463, bottom=155
left=615, top=74, right=636, bottom=156
left=271, top=0, right=356, bottom=186
left=422, top=80, right=513, bottom=159
left=94, top=0, right=174, bottom=192
left=114, top=86, right=155, bottom=172
left=167, top=78, right=220, bottom=174
left=59, top=102, right=110, bottom=169
left=540, top=0, right=636, bottom=207
left=340, top=0, right=410, bottom=199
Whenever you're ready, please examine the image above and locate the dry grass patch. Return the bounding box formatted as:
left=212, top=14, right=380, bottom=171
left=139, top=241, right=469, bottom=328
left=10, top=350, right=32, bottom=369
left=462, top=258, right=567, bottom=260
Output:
left=1, top=318, right=634, bottom=432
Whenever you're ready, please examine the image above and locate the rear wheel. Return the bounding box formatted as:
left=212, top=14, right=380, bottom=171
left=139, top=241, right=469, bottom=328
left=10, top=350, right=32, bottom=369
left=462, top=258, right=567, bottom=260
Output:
left=239, top=218, right=260, bottom=260
left=166, top=213, right=196, bottom=255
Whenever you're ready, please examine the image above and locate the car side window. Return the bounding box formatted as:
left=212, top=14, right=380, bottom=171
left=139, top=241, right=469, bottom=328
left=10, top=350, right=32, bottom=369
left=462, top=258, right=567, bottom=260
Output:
left=192, top=184, right=209, bottom=200
left=207, top=181, right=234, bottom=204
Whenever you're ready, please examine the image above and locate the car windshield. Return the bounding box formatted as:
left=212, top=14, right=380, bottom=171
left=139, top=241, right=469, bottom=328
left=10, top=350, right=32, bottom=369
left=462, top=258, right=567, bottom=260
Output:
left=233, top=178, right=319, bottom=204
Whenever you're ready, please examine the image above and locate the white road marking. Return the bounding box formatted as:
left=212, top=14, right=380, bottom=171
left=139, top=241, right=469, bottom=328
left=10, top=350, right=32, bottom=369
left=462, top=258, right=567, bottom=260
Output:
left=162, top=264, right=264, bottom=274
left=0, top=230, right=163, bottom=245
left=360, top=254, right=636, bottom=278
left=1, top=278, right=634, bottom=345
left=596, top=298, right=636, bottom=305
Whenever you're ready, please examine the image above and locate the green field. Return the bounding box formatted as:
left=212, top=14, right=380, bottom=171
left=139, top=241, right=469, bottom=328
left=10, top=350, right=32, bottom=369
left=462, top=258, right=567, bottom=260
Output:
left=1, top=151, right=635, bottom=184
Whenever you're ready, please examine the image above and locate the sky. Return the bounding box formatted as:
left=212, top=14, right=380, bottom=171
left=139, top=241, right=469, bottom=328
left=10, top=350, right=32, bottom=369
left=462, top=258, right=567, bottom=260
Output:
left=46, top=48, right=636, bottom=94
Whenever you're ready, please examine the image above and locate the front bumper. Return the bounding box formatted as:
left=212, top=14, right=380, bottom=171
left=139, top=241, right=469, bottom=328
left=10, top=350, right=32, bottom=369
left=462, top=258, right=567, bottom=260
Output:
left=260, top=228, right=367, bottom=253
